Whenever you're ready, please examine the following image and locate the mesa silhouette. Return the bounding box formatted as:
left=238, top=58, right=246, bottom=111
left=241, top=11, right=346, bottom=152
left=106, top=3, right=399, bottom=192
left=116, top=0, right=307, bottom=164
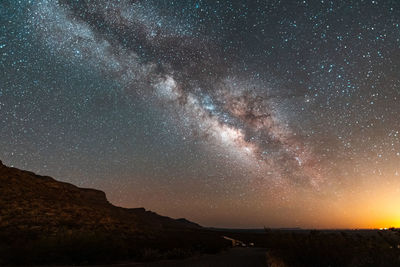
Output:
left=0, top=160, right=228, bottom=265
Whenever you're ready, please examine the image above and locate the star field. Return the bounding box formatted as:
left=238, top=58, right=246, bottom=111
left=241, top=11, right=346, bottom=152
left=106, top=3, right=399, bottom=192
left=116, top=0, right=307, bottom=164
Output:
left=1, top=0, right=400, bottom=228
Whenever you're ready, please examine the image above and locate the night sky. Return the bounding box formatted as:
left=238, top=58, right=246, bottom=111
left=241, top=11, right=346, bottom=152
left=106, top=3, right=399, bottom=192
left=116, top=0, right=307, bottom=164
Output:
left=2, top=0, right=400, bottom=228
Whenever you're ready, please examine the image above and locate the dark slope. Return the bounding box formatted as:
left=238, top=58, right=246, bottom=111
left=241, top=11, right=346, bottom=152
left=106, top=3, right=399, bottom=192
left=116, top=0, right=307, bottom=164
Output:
left=0, top=160, right=228, bottom=265
left=0, top=160, right=200, bottom=233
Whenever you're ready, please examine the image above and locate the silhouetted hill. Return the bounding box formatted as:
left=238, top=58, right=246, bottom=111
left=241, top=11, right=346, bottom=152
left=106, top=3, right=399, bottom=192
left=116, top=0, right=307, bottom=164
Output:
left=0, top=160, right=228, bottom=265
left=0, top=160, right=200, bottom=234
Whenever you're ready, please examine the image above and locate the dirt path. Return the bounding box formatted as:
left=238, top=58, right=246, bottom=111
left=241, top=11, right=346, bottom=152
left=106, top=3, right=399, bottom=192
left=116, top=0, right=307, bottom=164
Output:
left=90, top=248, right=268, bottom=267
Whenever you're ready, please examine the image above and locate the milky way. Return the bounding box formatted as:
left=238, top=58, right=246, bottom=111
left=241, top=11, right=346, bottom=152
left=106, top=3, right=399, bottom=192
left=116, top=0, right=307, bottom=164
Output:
left=31, top=0, right=324, bottom=187
left=2, top=0, right=400, bottom=228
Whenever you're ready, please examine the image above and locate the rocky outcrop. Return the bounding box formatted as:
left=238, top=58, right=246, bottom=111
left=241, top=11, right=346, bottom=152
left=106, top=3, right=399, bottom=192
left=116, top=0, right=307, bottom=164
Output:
left=0, top=161, right=230, bottom=266
left=0, top=161, right=200, bottom=235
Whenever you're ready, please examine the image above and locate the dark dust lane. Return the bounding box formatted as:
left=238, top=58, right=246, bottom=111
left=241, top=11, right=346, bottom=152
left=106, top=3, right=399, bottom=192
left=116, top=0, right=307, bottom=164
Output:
left=89, top=248, right=268, bottom=267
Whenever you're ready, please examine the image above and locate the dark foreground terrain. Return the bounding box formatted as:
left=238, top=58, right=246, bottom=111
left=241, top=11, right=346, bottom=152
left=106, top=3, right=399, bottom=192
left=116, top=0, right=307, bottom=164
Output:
left=89, top=248, right=267, bottom=267
left=218, top=228, right=400, bottom=267
left=2, top=160, right=400, bottom=266
left=0, top=160, right=229, bottom=265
